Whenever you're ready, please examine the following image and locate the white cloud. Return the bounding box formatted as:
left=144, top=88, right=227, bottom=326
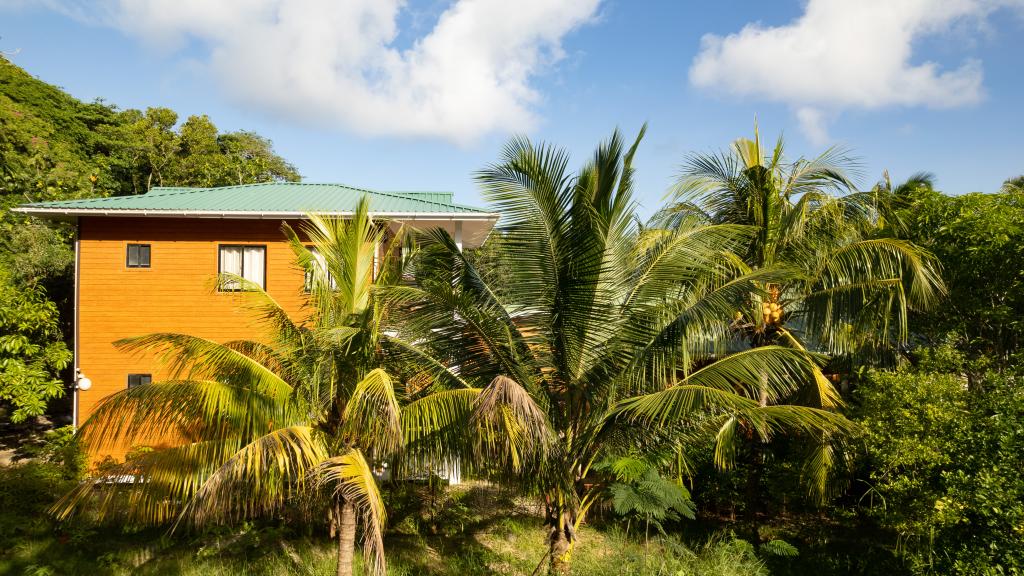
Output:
left=690, top=0, right=1023, bottom=142
left=795, top=107, right=830, bottom=146
left=40, top=0, right=601, bottom=143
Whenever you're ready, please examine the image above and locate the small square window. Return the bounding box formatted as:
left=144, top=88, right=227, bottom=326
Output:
left=127, top=373, right=152, bottom=388
left=127, top=244, right=151, bottom=268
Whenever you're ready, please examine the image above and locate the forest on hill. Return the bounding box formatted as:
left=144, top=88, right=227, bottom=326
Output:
left=1, top=56, right=1023, bottom=576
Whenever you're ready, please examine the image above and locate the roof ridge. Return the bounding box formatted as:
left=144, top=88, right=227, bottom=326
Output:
left=156, top=181, right=376, bottom=192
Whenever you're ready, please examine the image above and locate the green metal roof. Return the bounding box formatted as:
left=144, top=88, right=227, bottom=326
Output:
left=14, top=182, right=494, bottom=217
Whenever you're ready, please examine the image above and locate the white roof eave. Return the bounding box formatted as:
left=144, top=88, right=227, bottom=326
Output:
left=11, top=207, right=500, bottom=221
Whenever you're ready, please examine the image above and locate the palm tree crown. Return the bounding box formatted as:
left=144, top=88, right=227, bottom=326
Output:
left=663, top=126, right=944, bottom=358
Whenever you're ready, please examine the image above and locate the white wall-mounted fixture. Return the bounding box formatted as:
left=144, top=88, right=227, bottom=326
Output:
left=76, top=369, right=92, bottom=391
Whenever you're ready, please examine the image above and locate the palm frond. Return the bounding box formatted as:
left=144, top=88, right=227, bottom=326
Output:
left=181, top=425, right=327, bottom=526
left=402, top=388, right=481, bottom=450
left=400, top=388, right=481, bottom=475
left=52, top=437, right=243, bottom=524
left=115, top=333, right=293, bottom=399
left=802, top=237, right=944, bottom=352
left=471, top=375, right=552, bottom=472
left=76, top=379, right=297, bottom=449
left=614, top=384, right=759, bottom=427
left=214, top=273, right=308, bottom=343
left=342, top=369, right=401, bottom=455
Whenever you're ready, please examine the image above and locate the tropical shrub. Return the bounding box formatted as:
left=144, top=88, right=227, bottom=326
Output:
left=603, top=457, right=695, bottom=539
left=853, top=355, right=1024, bottom=574
left=0, top=267, right=71, bottom=422
left=0, top=425, right=87, bottom=564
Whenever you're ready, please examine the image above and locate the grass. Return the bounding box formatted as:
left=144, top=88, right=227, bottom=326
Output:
left=0, top=476, right=773, bottom=576
left=1, top=522, right=769, bottom=576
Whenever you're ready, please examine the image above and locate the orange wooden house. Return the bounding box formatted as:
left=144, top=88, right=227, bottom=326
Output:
left=15, top=183, right=498, bottom=438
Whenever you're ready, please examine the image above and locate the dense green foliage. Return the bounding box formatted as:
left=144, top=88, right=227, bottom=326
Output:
left=0, top=221, right=72, bottom=423
left=893, top=184, right=1024, bottom=362
left=0, top=267, right=71, bottom=422
left=0, top=56, right=299, bottom=209
left=853, top=348, right=1024, bottom=574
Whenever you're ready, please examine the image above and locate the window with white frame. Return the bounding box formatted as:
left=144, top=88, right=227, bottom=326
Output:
left=219, top=245, right=266, bottom=291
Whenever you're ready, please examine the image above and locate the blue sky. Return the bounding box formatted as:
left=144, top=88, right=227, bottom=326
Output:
left=2, top=0, right=1022, bottom=216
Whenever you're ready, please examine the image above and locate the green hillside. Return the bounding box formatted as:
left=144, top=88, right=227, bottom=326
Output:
left=0, top=57, right=121, bottom=210
left=0, top=56, right=300, bottom=212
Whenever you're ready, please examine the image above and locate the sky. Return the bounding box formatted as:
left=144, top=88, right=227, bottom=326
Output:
left=1, top=0, right=1022, bottom=216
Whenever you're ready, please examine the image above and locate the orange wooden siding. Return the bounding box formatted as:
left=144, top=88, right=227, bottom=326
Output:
left=76, top=216, right=317, bottom=457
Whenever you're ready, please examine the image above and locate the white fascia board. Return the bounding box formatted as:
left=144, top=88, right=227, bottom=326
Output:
left=11, top=207, right=500, bottom=221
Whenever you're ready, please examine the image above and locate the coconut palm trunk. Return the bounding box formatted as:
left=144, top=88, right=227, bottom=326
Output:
left=549, top=523, right=574, bottom=575
left=544, top=501, right=578, bottom=575
left=336, top=499, right=357, bottom=576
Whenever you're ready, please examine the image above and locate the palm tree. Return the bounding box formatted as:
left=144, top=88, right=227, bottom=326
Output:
left=664, top=127, right=943, bottom=359
left=661, top=128, right=944, bottom=510
left=52, top=198, right=448, bottom=576
left=388, top=128, right=856, bottom=575
left=865, top=170, right=936, bottom=239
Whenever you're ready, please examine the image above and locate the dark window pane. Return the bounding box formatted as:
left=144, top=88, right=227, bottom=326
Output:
left=128, top=374, right=152, bottom=388
left=127, top=244, right=151, bottom=268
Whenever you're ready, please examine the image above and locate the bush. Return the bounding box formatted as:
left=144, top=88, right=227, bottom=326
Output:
left=17, top=425, right=87, bottom=478
left=0, top=460, right=74, bottom=534
left=666, top=536, right=770, bottom=576
left=0, top=425, right=83, bottom=525
left=853, top=362, right=1024, bottom=574
left=937, top=373, right=1024, bottom=575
